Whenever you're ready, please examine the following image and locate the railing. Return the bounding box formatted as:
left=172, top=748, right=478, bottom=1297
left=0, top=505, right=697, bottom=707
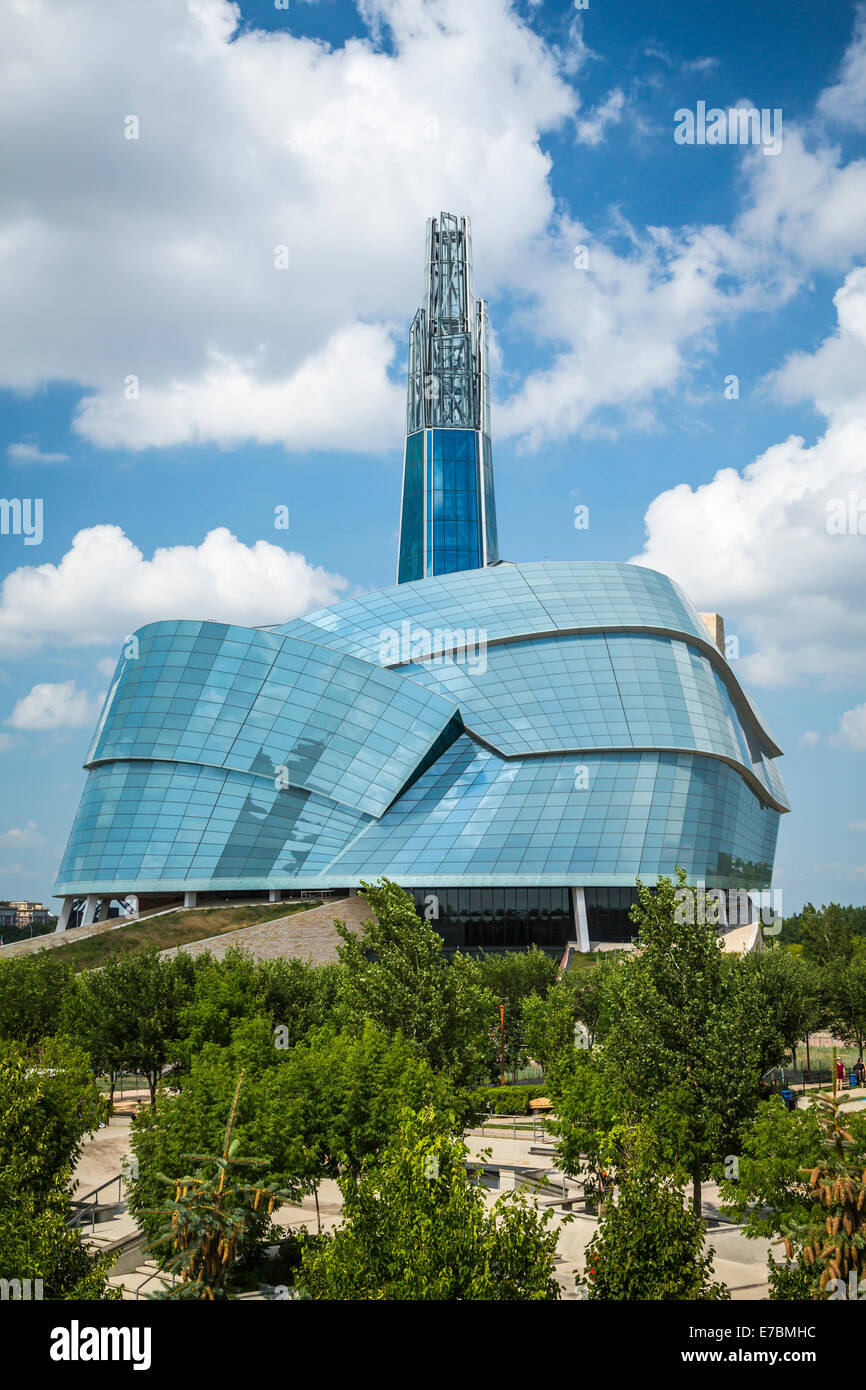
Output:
left=67, top=1172, right=126, bottom=1234
left=135, top=1267, right=177, bottom=1300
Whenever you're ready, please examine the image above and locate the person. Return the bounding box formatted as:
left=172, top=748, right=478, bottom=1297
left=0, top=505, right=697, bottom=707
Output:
left=837, top=1057, right=846, bottom=1083
left=856, top=1057, right=865, bottom=1088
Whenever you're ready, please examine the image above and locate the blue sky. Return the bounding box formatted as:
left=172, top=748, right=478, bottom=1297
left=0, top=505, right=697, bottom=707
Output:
left=2, top=0, right=866, bottom=913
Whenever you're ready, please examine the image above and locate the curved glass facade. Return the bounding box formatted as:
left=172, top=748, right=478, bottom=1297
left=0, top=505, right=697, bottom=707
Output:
left=56, top=561, right=787, bottom=904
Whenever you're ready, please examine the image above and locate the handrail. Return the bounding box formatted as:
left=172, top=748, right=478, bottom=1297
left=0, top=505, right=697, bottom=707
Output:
left=68, top=1171, right=126, bottom=1232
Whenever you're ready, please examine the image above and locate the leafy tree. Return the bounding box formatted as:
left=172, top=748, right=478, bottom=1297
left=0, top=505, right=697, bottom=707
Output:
left=0, top=951, right=73, bottom=1043
left=580, top=1120, right=729, bottom=1301
left=522, top=958, right=617, bottom=1071
left=61, top=960, right=133, bottom=1109
left=129, top=1017, right=474, bottom=1249
left=798, top=902, right=857, bottom=966
left=740, top=948, right=822, bottom=1071
left=821, top=955, right=866, bottom=1061
left=476, top=948, right=558, bottom=1079
left=174, top=947, right=341, bottom=1068
left=298, top=1107, right=561, bottom=1300
left=0, top=1039, right=119, bottom=1299
left=336, top=878, right=497, bottom=1086
left=553, top=871, right=770, bottom=1216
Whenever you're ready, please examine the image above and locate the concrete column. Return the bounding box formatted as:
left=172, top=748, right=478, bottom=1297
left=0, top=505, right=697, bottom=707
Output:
left=268, top=890, right=281, bottom=903
left=95, top=898, right=110, bottom=922
left=183, top=892, right=197, bottom=908
left=124, top=895, right=139, bottom=918
left=572, top=887, right=590, bottom=953
left=80, top=894, right=99, bottom=928
left=55, top=898, right=75, bottom=934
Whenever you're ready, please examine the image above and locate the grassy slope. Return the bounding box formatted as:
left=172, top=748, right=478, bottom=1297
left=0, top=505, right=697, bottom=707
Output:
left=56, top=901, right=317, bottom=972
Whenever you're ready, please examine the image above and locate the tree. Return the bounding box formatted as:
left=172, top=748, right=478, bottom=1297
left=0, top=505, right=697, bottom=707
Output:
left=336, top=878, right=497, bottom=1086
left=821, top=955, right=866, bottom=1061
left=297, top=1108, right=561, bottom=1300
left=174, top=948, right=342, bottom=1069
left=0, top=952, right=73, bottom=1044
left=115, top=948, right=192, bottom=1102
left=555, top=871, right=770, bottom=1216
left=129, top=1017, right=474, bottom=1249
left=581, top=1121, right=729, bottom=1301
left=799, top=902, right=856, bottom=966
left=0, top=1038, right=120, bottom=1299
left=740, top=948, right=822, bottom=1071
left=522, top=958, right=616, bottom=1071
left=719, top=1079, right=866, bottom=1299
left=476, top=948, right=558, bottom=1079
left=144, top=1072, right=293, bottom=1300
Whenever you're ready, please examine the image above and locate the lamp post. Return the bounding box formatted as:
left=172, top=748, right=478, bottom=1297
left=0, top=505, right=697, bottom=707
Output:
left=500, top=1003, right=505, bottom=1087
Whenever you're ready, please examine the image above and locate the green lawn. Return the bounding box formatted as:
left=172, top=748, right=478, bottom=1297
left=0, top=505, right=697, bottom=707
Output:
left=54, top=901, right=318, bottom=971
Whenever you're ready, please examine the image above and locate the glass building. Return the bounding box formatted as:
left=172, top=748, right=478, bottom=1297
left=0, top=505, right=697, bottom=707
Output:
left=397, top=213, right=498, bottom=583
left=53, top=217, right=788, bottom=949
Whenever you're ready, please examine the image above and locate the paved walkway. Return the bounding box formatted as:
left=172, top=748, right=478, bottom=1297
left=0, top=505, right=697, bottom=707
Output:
left=159, top=896, right=371, bottom=965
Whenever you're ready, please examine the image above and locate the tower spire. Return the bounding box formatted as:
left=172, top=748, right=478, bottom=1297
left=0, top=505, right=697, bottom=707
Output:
left=397, top=213, right=498, bottom=583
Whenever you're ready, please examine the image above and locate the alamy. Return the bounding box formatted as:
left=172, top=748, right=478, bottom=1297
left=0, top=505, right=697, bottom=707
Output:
left=674, top=103, right=783, bottom=156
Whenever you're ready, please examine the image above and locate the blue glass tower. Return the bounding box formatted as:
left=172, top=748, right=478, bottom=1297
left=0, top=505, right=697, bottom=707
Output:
left=397, top=213, right=499, bottom=583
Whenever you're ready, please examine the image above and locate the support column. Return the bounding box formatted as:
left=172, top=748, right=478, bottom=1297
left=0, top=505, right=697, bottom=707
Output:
left=183, top=892, right=197, bottom=908
left=572, top=887, right=590, bottom=953
left=95, top=899, right=110, bottom=922
left=55, top=898, right=75, bottom=934
left=268, top=890, right=281, bottom=903
left=80, top=894, right=99, bottom=928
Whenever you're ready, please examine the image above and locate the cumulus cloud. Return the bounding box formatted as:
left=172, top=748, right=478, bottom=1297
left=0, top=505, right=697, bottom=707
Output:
left=832, top=703, right=866, bottom=751
left=575, top=88, right=625, bottom=145
left=0, top=0, right=575, bottom=452
left=630, top=264, right=866, bottom=690
left=6, top=681, right=104, bottom=730
left=798, top=731, right=821, bottom=749
left=0, top=822, right=46, bottom=849
left=0, top=525, right=348, bottom=658
left=818, top=3, right=866, bottom=129
left=7, top=443, right=69, bottom=464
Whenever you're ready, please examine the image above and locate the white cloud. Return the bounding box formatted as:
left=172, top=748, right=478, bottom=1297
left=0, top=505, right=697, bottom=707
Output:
left=0, top=524, right=348, bottom=658
left=96, top=657, right=118, bottom=678
left=630, top=265, right=866, bottom=690
left=848, top=819, right=866, bottom=830
left=6, top=681, right=104, bottom=730
left=831, top=703, right=866, bottom=751
left=0, top=0, right=575, bottom=453
left=818, top=3, right=866, bottom=129
left=0, top=821, right=46, bottom=849
left=7, top=442, right=69, bottom=464
left=575, top=88, right=625, bottom=145
left=798, top=730, right=821, bottom=749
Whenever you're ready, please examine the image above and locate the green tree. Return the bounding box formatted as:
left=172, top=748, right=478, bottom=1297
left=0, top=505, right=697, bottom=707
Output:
left=821, top=955, right=866, bottom=1061
left=740, top=947, right=822, bottom=1071
left=522, top=958, right=617, bottom=1071
left=476, top=948, right=558, bottom=1079
left=144, top=1072, right=293, bottom=1300
left=554, top=872, right=770, bottom=1216
left=129, top=1017, right=474, bottom=1249
left=336, top=878, right=497, bottom=1086
left=0, top=951, right=73, bottom=1043
left=298, top=1107, right=561, bottom=1300
left=719, top=1083, right=866, bottom=1299
left=0, top=1038, right=120, bottom=1299
left=799, top=902, right=856, bottom=966
left=582, top=1124, right=729, bottom=1301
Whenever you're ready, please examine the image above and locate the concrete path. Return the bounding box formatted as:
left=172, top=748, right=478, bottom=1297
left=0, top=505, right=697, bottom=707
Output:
left=159, top=895, right=371, bottom=966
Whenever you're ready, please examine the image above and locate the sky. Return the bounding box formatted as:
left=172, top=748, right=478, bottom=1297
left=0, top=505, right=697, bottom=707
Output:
left=2, top=0, right=866, bottom=914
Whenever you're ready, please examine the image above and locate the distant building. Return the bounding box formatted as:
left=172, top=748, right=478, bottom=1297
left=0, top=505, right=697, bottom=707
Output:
left=0, top=900, right=54, bottom=933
